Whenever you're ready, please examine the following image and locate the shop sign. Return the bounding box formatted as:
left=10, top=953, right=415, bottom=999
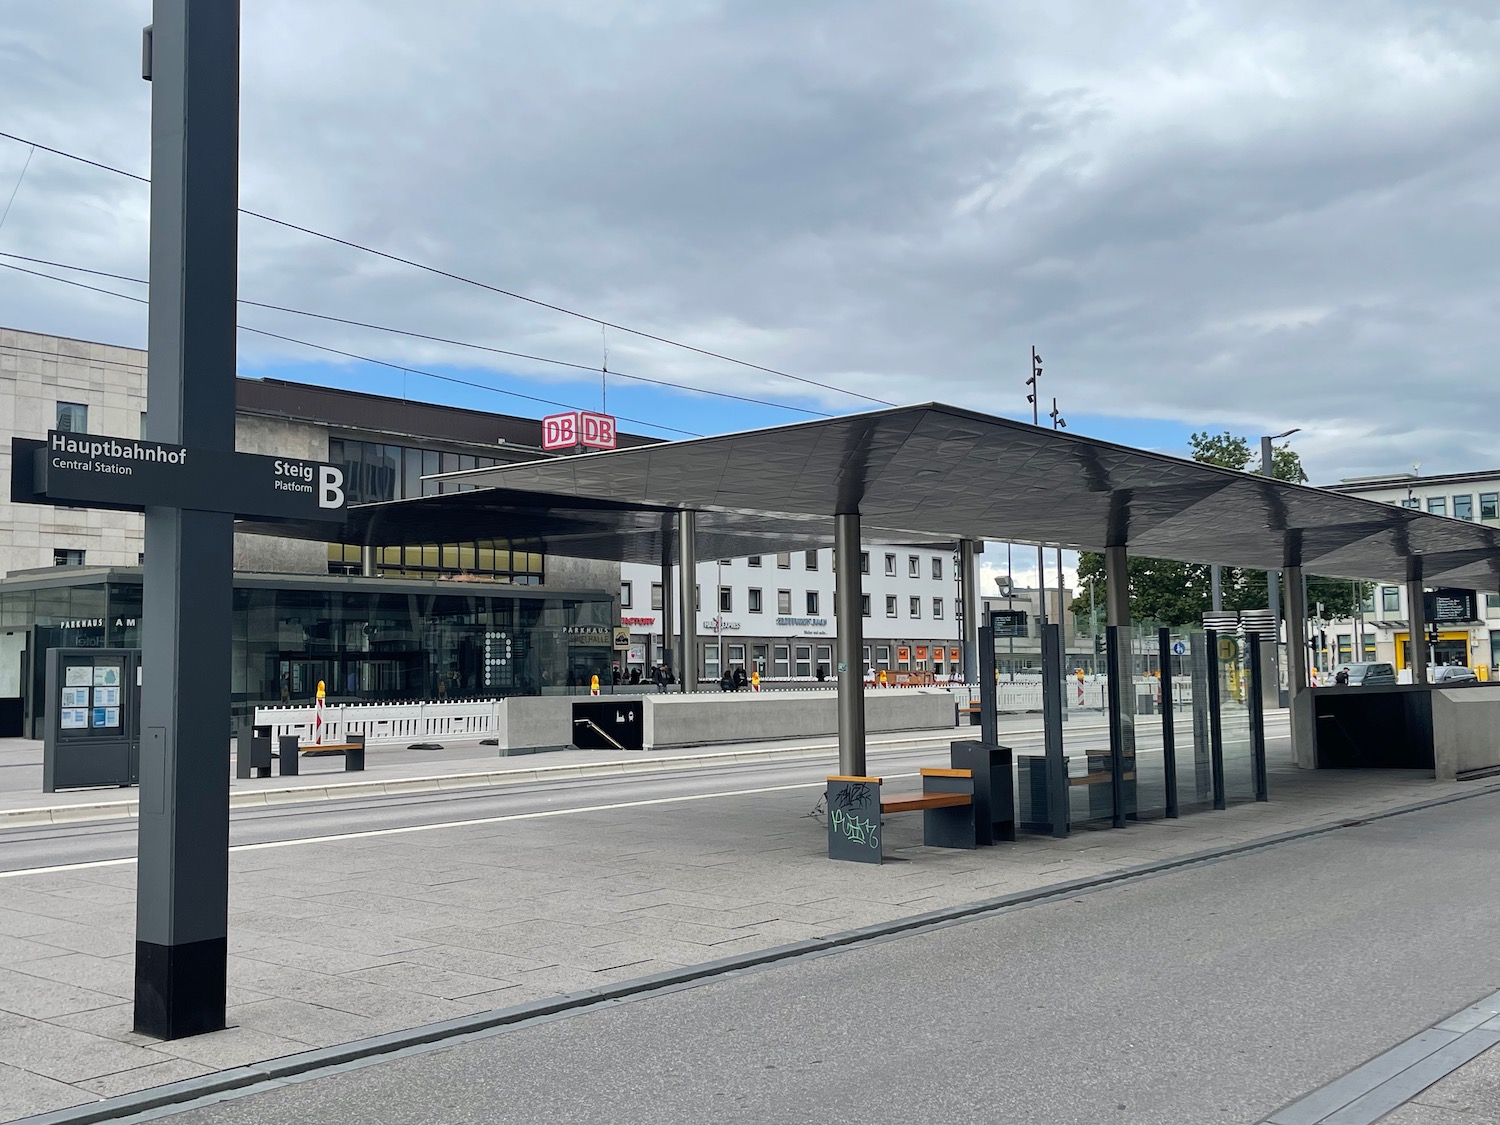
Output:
left=620, top=616, right=657, bottom=627
left=703, top=616, right=742, bottom=631
left=775, top=616, right=828, bottom=627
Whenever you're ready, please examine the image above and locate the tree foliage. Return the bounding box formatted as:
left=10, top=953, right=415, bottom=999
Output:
left=1070, top=431, right=1360, bottom=626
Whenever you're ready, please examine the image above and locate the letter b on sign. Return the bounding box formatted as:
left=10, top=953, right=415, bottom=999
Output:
left=579, top=411, right=617, bottom=450
left=319, top=466, right=345, bottom=509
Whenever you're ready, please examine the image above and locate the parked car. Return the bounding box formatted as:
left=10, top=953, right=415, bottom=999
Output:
left=1431, top=664, right=1479, bottom=685
left=1330, top=662, right=1397, bottom=686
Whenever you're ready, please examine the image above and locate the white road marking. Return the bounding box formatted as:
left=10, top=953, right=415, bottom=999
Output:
left=0, top=773, right=920, bottom=880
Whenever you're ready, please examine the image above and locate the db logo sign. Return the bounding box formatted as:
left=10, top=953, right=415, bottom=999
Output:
left=541, top=411, right=617, bottom=451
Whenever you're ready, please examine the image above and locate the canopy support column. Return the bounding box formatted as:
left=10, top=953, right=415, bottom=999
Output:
left=834, top=512, right=867, bottom=776
left=1105, top=545, right=1129, bottom=626
left=678, top=510, right=698, bottom=692
left=1407, top=574, right=1429, bottom=685
left=659, top=534, right=674, bottom=682
left=1285, top=565, right=1308, bottom=694
left=959, top=539, right=980, bottom=681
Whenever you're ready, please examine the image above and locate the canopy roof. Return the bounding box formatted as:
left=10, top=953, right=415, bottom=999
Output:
left=306, top=404, right=1500, bottom=589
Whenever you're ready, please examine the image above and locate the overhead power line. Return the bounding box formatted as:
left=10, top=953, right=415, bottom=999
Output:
left=0, top=129, right=897, bottom=408
left=0, top=258, right=702, bottom=437
left=0, top=251, right=832, bottom=418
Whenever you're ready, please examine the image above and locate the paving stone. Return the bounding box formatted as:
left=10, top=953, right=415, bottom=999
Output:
left=0, top=1011, right=175, bottom=1083
left=26, top=921, right=136, bottom=959
left=229, top=998, right=385, bottom=1048
left=5, top=952, right=135, bottom=999
left=235, top=939, right=404, bottom=977
left=0, top=1060, right=92, bottom=1118
left=75, top=1056, right=215, bottom=1098
left=147, top=1025, right=313, bottom=1070
left=0, top=965, right=121, bottom=1020
left=342, top=960, right=519, bottom=1001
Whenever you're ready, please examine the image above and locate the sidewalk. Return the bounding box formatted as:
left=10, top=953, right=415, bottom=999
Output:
left=0, top=727, right=1493, bottom=1120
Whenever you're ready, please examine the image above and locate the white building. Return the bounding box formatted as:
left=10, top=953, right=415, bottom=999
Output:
left=1324, top=470, right=1500, bottom=677
left=620, top=546, right=964, bottom=683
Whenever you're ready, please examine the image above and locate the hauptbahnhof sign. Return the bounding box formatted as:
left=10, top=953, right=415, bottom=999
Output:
left=10, top=431, right=347, bottom=523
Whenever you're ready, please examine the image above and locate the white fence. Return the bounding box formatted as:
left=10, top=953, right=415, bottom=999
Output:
left=252, top=700, right=504, bottom=747
left=950, top=676, right=1196, bottom=712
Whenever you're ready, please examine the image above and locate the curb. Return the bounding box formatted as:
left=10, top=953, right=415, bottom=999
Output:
left=15, top=776, right=1500, bottom=1125
left=0, top=729, right=985, bottom=827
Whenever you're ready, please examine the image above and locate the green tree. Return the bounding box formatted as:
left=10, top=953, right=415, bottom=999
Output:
left=1071, top=431, right=1359, bottom=624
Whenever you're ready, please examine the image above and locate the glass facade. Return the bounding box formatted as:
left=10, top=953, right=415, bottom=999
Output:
left=1, top=570, right=613, bottom=735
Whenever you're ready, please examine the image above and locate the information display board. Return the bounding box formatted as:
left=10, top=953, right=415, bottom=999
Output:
left=43, top=648, right=141, bottom=791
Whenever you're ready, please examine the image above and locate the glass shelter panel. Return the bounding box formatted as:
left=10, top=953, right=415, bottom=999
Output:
left=1216, top=631, right=1256, bottom=805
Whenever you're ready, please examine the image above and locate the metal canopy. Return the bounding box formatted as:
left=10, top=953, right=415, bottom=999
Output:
left=291, top=403, right=1500, bottom=589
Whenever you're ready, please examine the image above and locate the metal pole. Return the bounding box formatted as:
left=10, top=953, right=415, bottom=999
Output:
left=1211, top=564, right=1223, bottom=613
left=959, top=539, right=980, bottom=682
left=834, top=512, right=867, bottom=776
left=716, top=561, right=725, bottom=679
left=1353, top=579, right=1365, bottom=664
left=1262, top=435, right=1282, bottom=646
left=659, top=529, right=673, bottom=683
left=1056, top=546, right=1066, bottom=666
left=678, top=510, right=698, bottom=692
left=1285, top=565, right=1308, bottom=695
left=134, top=0, right=239, bottom=1039
left=1006, top=542, right=1015, bottom=680
left=1407, top=574, right=1429, bottom=684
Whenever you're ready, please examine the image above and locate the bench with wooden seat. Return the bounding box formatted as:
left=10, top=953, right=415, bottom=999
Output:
left=825, top=768, right=979, bottom=863
left=275, top=733, right=365, bottom=776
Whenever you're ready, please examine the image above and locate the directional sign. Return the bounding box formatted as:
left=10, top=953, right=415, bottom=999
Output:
left=11, top=432, right=347, bottom=523
left=1172, top=640, right=1187, bottom=656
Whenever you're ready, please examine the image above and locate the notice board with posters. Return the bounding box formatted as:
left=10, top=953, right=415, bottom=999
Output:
left=43, top=648, right=141, bottom=791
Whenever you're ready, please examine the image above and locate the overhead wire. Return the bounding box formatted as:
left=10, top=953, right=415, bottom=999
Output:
left=0, top=251, right=834, bottom=418
left=0, top=258, right=703, bottom=437
left=0, top=129, right=897, bottom=407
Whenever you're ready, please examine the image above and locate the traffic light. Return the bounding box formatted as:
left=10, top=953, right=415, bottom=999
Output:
left=1320, top=630, right=1328, bottom=652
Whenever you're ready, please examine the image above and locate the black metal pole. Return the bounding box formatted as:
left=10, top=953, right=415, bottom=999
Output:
left=978, top=624, right=997, bottom=745
left=1206, top=629, right=1226, bottom=811
left=1105, top=625, right=1125, bottom=829
left=134, top=0, right=240, bottom=1039
left=1247, top=631, right=1269, bottom=802
left=1041, top=623, right=1068, bottom=838
left=1159, top=627, right=1178, bottom=818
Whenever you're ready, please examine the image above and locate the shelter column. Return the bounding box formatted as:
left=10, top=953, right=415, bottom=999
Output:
left=834, top=513, right=868, bottom=776
left=659, top=536, right=674, bottom=678
left=1284, top=565, right=1308, bottom=694
left=1406, top=574, right=1429, bottom=684
left=959, top=539, right=980, bottom=681
left=1105, top=545, right=1130, bottom=626
left=678, top=510, right=698, bottom=692
left=135, top=0, right=239, bottom=1039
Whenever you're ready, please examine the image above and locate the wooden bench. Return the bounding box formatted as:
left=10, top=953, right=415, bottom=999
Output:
left=883, top=767, right=978, bottom=851
left=275, top=734, right=365, bottom=776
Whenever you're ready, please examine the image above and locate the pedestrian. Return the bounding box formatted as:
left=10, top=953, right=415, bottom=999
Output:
left=734, top=665, right=748, bottom=691
left=816, top=665, right=827, bottom=683
left=720, top=668, right=733, bottom=692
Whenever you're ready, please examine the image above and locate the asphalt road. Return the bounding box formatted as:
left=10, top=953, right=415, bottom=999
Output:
left=146, top=786, right=1500, bottom=1125
left=0, top=726, right=1135, bottom=874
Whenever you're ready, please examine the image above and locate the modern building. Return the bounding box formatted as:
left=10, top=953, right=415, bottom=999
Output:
left=1324, top=469, right=1500, bottom=676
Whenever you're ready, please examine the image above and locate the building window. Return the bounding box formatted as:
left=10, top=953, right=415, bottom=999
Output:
left=1427, top=497, right=1447, bottom=516
left=861, top=594, right=871, bottom=617
left=816, top=644, right=832, bottom=677
left=1454, top=495, right=1474, bottom=521
left=806, top=591, right=819, bottom=615
left=933, top=597, right=944, bottom=619
left=53, top=549, right=85, bottom=567
left=1481, top=493, right=1500, bottom=520
left=776, top=553, right=791, bottom=569
left=1401, top=497, right=1420, bottom=509
left=748, top=555, right=762, bottom=567
left=620, top=581, right=633, bottom=609
left=1381, top=586, right=1400, bottom=613
left=805, top=550, right=818, bottom=571
left=910, top=596, right=922, bottom=618
left=886, top=595, right=898, bottom=617
left=704, top=645, right=720, bottom=681
left=884, top=553, right=896, bottom=577
left=55, top=402, right=88, bottom=433
left=932, top=557, right=943, bottom=580
left=876, top=645, right=891, bottom=669
left=1486, top=593, right=1500, bottom=612
left=778, top=589, right=792, bottom=614
left=1360, top=588, right=1375, bottom=614
left=651, top=583, right=663, bottom=611
left=749, top=588, right=763, bottom=613
left=860, top=552, right=870, bottom=575
left=795, top=645, right=813, bottom=678
left=773, top=645, right=790, bottom=678
left=719, top=586, right=733, bottom=613
left=908, top=555, right=920, bottom=578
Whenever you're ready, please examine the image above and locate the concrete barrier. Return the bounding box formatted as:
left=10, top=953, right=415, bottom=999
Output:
left=642, top=688, right=955, bottom=751
left=1431, top=685, right=1500, bottom=780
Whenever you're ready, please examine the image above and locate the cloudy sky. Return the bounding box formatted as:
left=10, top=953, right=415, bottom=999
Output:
left=3, top=0, right=1500, bottom=587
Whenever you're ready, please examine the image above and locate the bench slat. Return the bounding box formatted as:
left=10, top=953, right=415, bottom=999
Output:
left=881, top=792, right=972, bottom=814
